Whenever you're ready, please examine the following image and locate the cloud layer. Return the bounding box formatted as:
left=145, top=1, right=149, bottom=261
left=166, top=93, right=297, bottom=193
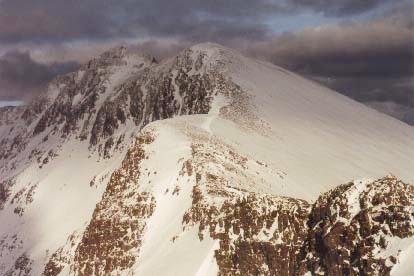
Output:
left=0, top=0, right=401, bottom=44
left=0, top=0, right=412, bottom=124
left=0, top=51, right=79, bottom=101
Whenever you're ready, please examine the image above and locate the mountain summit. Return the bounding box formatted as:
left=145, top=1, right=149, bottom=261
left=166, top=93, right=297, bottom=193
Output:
left=1, top=43, right=414, bottom=275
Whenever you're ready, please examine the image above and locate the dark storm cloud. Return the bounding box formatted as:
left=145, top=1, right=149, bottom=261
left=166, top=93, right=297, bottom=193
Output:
left=0, top=50, right=79, bottom=101
left=367, top=101, right=414, bottom=125
left=247, top=10, right=413, bottom=76
left=0, top=0, right=405, bottom=44
left=0, top=0, right=285, bottom=44
left=0, top=0, right=412, bottom=124
left=0, top=0, right=117, bottom=43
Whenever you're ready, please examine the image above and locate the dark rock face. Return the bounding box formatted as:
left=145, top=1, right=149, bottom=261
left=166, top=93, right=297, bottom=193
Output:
left=86, top=48, right=223, bottom=154
left=180, top=137, right=311, bottom=276
left=181, top=149, right=414, bottom=276
left=303, top=175, right=414, bottom=276
left=4, top=253, right=32, bottom=276
left=32, top=48, right=130, bottom=139
left=0, top=106, right=23, bottom=126
left=42, top=248, right=66, bottom=276
left=185, top=189, right=310, bottom=276
left=0, top=178, right=15, bottom=210
left=0, top=46, right=234, bottom=171
left=0, top=93, right=52, bottom=164
left=72, top=130, right=156, bottom=275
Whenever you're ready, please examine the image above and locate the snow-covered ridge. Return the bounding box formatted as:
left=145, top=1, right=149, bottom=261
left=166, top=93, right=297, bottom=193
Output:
left=0, top=43, right=414, bottom=275
left=0, top=43, right=245, bottom=178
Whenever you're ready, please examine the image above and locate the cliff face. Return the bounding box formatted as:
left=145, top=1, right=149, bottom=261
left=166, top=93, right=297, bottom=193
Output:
left=0, top=45, right=234, bottom=175
left=38, top=116, right=414, bottom=275
left=303, top=176, right=414, bottom=275
left=43, top=130, right=414, bottom=275
left=1, top=43, right=414, bottom=275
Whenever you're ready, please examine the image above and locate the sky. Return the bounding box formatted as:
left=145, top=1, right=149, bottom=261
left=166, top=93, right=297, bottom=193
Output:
left=0, top=0, right=413, bottom=124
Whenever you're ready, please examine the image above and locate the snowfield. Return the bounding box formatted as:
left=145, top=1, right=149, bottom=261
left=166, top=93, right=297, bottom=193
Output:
left=0, top=43, right=413, bottom=275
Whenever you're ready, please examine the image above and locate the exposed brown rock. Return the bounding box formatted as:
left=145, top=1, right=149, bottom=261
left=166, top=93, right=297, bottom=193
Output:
left=302, top=175, right=414, bottom=276
left=0, top=178, right=15, bottom=210
left=42, top=247, right=66, bottom=276
left=42, top=232, right=81, bottom=276
left=180, top=145, right=414, bottom=276
left=180, top=134, right=311, bottom=276
left=72, top=130, right=156, bottom=275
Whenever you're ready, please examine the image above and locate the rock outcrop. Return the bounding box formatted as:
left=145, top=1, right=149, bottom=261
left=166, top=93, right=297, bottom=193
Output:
left=1, top=43, right=413, bottom=276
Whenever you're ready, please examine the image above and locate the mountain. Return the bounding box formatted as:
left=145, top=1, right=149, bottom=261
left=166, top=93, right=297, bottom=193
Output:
left=0, top=43, right=413, bottom=275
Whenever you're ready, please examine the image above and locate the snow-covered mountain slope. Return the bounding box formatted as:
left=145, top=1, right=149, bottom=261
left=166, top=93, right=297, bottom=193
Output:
left=0, top=43, right=413, bottom=275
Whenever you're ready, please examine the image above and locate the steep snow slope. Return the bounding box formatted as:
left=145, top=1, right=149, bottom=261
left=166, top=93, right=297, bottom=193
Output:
left=187, top=43, right=414, bottom=200
left=0, top=43, right=413, bottom=275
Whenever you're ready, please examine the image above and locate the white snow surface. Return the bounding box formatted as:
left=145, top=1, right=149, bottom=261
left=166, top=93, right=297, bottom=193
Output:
left=391, top=237, right=414, bottom=276
left=0, top=42, right=413, bottom=275
left=216, top=43, right=414, bottom=199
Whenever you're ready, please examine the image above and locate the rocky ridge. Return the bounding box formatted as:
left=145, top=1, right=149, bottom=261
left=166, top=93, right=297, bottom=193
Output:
left=0, top=43, right=414, bottom=275
left=37, top=112, right=414, bottom=275
left=43, top=124, right=414, bottom=275
left=0, top=44, right=240, bottom=176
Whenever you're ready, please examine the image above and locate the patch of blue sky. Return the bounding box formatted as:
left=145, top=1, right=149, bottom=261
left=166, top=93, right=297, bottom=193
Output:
left=265, top=9, right=380, bottom=34
left=0, top=100, right=24, bottom=107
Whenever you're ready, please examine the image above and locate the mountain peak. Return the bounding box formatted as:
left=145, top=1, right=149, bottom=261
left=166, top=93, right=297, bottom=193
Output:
left=188, top=42, right=240, bottom=60
left=81, top=46, right=127, bottom=69
left=190, top=42, right=226, bottom=50
left=1, top=43, right=414, bottom=276
left=100, top=45, right=127, bottom=58
left=80, top=45, right=157, bottom=71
